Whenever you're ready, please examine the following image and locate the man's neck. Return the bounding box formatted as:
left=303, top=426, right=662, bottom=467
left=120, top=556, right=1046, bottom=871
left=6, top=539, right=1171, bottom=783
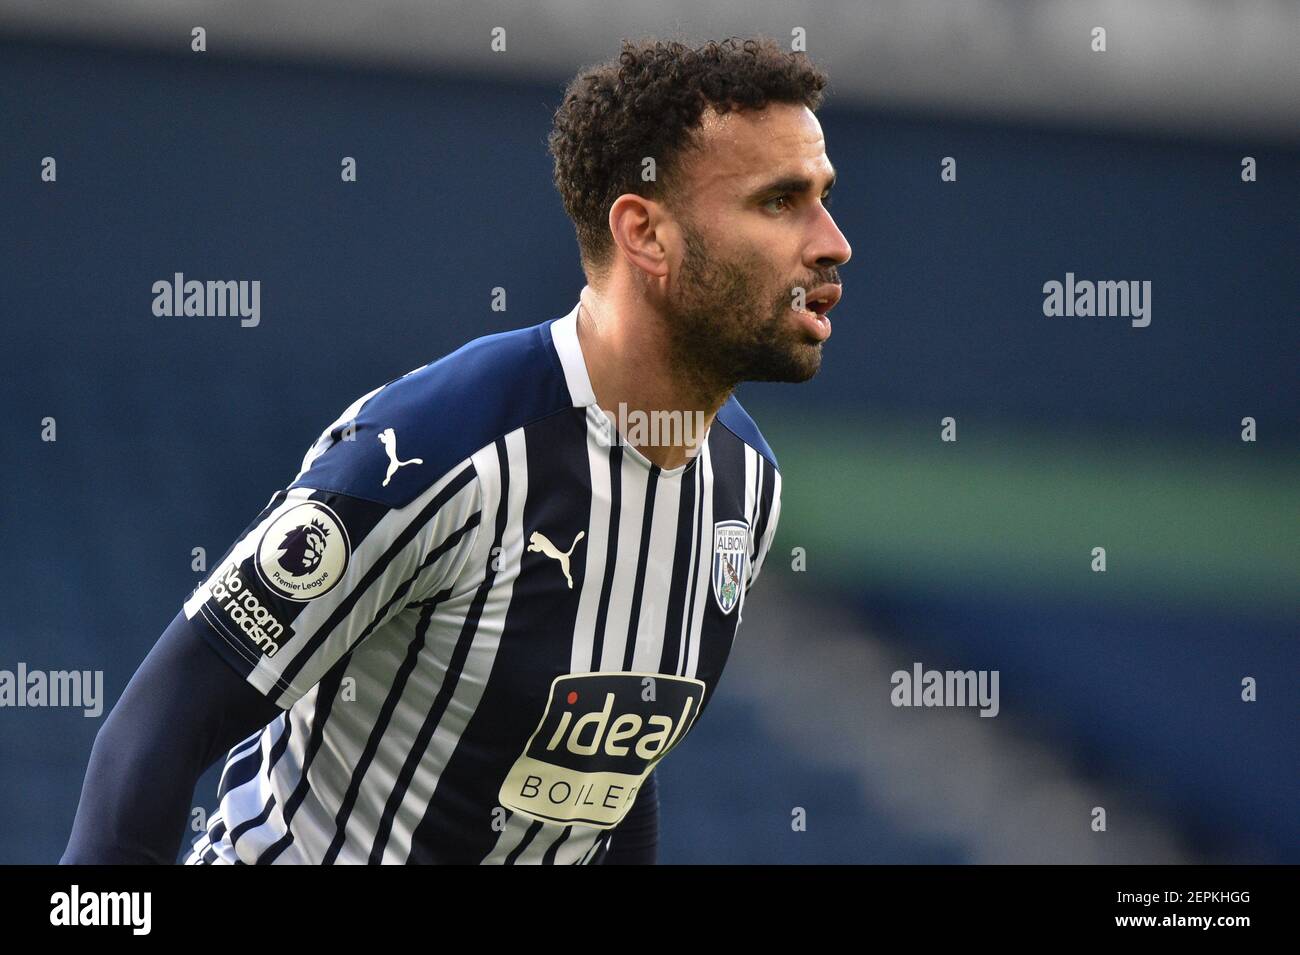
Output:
left=576, top=284, right=733, bottom=470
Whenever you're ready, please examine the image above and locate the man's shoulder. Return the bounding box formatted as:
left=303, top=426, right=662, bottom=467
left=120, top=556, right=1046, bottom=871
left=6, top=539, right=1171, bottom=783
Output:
left=715, top=393, right=779, bottom=473
left=291, top=317, right=573, bottom=507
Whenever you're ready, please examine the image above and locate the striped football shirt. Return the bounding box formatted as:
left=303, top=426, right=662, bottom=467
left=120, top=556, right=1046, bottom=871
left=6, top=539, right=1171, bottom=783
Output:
left=180, top=302, right=782, bottom=864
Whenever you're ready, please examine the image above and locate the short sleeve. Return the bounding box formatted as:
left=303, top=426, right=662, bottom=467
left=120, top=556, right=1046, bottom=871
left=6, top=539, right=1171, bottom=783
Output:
left=182, top=430, right=482, bottom=710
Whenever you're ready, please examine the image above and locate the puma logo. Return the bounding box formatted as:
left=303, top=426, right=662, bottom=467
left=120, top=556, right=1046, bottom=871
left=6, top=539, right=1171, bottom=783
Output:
left=378, top=428, right=423, bottom=487
left=527, top=530, right=585, bottom=589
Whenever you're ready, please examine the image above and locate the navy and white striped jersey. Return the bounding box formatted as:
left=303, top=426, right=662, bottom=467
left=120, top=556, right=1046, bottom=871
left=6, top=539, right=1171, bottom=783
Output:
left=180, top=302, right=782, bottom=864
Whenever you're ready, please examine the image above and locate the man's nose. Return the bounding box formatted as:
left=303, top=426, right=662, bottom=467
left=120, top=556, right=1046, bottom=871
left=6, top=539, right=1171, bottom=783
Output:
left=809, top=209, right=852, bottom=269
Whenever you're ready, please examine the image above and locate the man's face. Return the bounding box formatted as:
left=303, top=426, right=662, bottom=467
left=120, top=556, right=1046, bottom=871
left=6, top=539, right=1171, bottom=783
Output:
left=661, top=102, right=851, bottom=389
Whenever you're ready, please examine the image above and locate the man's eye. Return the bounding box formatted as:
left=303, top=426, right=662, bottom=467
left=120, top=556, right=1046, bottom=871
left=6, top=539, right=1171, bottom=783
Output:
left=821, top=193, right=833, bottom=208
left=765, top=195, right=792, bottom=212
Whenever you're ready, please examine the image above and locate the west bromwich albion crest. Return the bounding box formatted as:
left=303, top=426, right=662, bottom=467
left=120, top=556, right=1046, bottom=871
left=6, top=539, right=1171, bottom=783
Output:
left=712, top=519, right=750, bottom=615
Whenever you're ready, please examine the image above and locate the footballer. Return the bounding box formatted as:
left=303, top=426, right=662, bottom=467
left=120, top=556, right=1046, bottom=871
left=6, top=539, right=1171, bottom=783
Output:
left=62, top=35, right=850, bottom=865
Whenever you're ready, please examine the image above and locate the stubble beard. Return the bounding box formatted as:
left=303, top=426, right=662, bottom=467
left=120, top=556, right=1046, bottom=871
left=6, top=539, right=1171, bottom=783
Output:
left=662, top=218, right=823, bottom=400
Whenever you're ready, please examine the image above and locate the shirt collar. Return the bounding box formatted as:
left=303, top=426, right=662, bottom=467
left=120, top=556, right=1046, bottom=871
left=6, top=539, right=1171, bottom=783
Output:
left=550, top=302, right=598, bottom=408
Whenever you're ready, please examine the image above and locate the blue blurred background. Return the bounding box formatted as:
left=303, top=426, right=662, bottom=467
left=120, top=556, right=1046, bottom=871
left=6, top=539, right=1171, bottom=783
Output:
left=1, top=1, right=1296, bottom=863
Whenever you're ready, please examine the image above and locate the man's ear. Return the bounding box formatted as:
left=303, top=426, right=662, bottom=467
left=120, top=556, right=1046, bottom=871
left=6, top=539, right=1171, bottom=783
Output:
left=608, top=193, right=672, bottom=281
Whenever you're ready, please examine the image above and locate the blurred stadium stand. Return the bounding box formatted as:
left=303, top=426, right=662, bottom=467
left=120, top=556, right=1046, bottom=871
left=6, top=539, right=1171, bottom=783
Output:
left=0, top=1, right=1295, bottom=863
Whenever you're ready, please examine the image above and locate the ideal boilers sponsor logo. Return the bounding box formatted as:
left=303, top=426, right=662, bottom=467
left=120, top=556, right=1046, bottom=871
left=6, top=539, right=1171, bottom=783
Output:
left=255, top=502, right=350, bottom=601
left=500, top=672, right=705, bottom=828
left=203, top=562, right=292, bottom=658
left=712, top=519, right=749, bottom=615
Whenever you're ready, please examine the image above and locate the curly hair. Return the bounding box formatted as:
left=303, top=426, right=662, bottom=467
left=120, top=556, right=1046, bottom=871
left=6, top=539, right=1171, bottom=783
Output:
left=548, top=36, right=830, bottom=278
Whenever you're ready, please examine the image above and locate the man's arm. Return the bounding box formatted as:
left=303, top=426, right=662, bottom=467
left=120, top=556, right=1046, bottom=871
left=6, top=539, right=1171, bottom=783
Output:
left=61, top=611, right=284, bottom=864
left=603, top=769, right=658, bottom=864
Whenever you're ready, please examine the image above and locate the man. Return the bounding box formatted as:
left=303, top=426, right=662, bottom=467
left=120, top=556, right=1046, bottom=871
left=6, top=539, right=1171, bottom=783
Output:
left=62, top=35, right=849, bottom=865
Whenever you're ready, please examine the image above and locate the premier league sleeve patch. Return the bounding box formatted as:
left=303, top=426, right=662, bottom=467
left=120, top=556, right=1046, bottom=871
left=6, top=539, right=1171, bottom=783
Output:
left=253, top=501, right=351, bottom=601
left=711, top=519, right=750, bottom=615
left=187, top=498, right=354, bottom=669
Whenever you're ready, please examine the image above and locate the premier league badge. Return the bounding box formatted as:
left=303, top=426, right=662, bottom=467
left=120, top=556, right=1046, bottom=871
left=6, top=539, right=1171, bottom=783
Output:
left=255, top=501, right=351, bottom=601
left=711, top=519, right=750, bottom=615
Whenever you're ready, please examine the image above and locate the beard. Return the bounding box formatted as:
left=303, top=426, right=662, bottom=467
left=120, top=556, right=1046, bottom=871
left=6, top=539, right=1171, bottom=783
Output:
left=662, top=217, right=829, bottom=396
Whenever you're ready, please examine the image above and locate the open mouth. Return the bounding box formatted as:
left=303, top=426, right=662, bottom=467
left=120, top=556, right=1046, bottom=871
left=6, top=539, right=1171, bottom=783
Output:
left=803, top=283, right=841, bottom=317
left=793, top=284, right=839, bottom=342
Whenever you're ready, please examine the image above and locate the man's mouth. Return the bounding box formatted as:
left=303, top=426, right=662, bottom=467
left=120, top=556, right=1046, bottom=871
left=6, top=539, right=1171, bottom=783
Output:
left=804, top=284, right=842, bottom=316
left=794, top=283, right=841, bottom=342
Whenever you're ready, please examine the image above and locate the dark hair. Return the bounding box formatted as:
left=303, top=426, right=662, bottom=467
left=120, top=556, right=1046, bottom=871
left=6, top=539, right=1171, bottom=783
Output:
left=548, top=36, right=830, bottom=277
